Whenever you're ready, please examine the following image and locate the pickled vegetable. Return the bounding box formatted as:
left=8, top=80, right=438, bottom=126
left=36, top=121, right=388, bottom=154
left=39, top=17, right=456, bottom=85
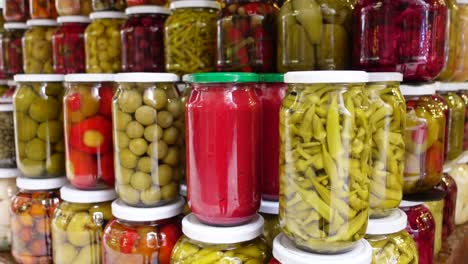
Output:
left=22, top=19, right=57, bottom=73
left=439, top=89, right=465, bottom=160
left=30, top=0, right=57, bottom=19
left=92, top=0, right=126, bottom=11
left=4, top=0, right=29, bottom=22
left=366, top=230, right=418, bottom=264
left=0, top=105, right=16, bottom=168
left=438, top=0, right=459, bottom=81
left=0, top=23, right=27, bottom=76
left=56, top=0, right=92, bottom=16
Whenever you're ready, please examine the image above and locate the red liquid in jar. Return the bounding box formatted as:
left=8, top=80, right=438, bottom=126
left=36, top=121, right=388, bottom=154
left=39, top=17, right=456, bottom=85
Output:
left=52, top=22, right=88, bottom=74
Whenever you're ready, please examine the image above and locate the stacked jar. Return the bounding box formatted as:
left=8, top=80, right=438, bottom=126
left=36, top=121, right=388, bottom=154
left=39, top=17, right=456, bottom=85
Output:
left=56, top=0, right=92, bottom=16
left=0, top=168, right=19, bottom=250
left=92, top=0, right=126, bottom=11
left=22, top=19, right=57, bottom=73
left=437, top=0, right=459, bottom=81
left=4, top=0, right=30, bottom=22
left=0, top=22, right=27, bottom=76
left=30, top=0, right=57, bottom=19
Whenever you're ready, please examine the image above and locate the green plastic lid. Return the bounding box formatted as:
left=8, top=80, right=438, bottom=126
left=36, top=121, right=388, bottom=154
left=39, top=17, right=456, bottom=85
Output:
left=259, top=73, right=284, bottom=83
left=190, top=72, right=259, bottom=83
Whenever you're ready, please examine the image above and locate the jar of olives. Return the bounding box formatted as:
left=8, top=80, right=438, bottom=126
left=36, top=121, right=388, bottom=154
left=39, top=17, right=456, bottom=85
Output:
left=23, top=19, right=57, bottom=73
left=92, top=0, right=126, bottom=12
left=435, top=172, right=457, bottom=240
left=113, top=73, right=182, bottom=207
left=437, top=0, right=459, bottom=81
left=30, top=0, right=57, bottom=19
left=172, top=214, right=269, bottom=263
left=85, top=11, right=126, bottom=73
left=52, top=184, right=116, bottom=264
left=0, top=23, right=27, bottom=76
left=4, top=0, right=29, bottom=22
left=0, top=104, right=16, bottom=168
left=259, top=199, right=280, bottom=248
left=13, top=74, right=65, bottom=178
left=0, top=168, right=18, bottom=250
left=52, top=16, right=90, bottom=74
left=127, top=0, right=167, bottom=6
left=102, top=198, right=184, bottom=264
left=164, top=0, right=219, bottom=75
left=56, top=0, right=92, bottom=16
left=64, top=74, right=115, bottom=189
left=10, top=176, right=67, bottom=264
left=280, top=71, right=370, bottom=253
left=122, top=6, right=169, bottom=73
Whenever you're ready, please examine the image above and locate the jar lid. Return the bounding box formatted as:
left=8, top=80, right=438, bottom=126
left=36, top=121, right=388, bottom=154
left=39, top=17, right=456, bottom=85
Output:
left=366, top=209, right=407, bottom=235
left=284, top=71, right=368, bottom=84
left=114, top=73, right=179, bottom=83
left=61, top=184, right=117, bottom=203
left=4, top=22, right=28, bottom=29
left=65, top=73, right=114, bottom=82
left=57, top=16, right=91, bottom=24
left=179, top=184, right=187, bottom=197
left=170, top=0, right=221, bottom=10
left=0, top=104, right=13, bottom=111
left=400, top=83, right=436, bottom=96
left=7, top=80, right=16, bottom=86
left=26, top=19, right=58, bottom=26
left=259, top=199, right=279, bottom=215
left=190, top=72, right=259, bottom=83
left=112, top=197, right=184, bottom=221
left=0, top=168, right=20, bottom=179
left=259, top=73, right=284, bottom=83
left=399, top=200, right=424, bottom=207
left=0, top=80, right=8, bottom=85
left=126, top=5, right=171, bottom=15
left=437, top=82, right=463, bottom=92
left=367, top=72, right=403, bottom=82
left=14, top=74, right=64, bottom=82
left=272, top=234, right=372, bottom=264
left=182, top=214, right=264, bottom=244
left=16, top=176, right=68, bottom=190
left=90, top=11, right=127, bottom=20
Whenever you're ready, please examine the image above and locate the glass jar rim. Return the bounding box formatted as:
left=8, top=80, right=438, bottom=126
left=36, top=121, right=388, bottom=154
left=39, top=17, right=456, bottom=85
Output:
left=16, top=176, right=68, bottom=190
left=190, top=72, right=259, bottom=83
left=170, top=0, right=221, bottom=10
left=61, top=184, right=117, bottom=203
left=437, top=82, right=466, bottom=92
left=26, top=19, right=58, bottom=27
left=57, top=15, right=91, bottom=24
left=126, top=5, right=171, bottom=15
left=284, top=71, right=368, bottom=84
left=112, top=197, right=184, bottom=221
left=366, top=209, right=407, bottom=235
left=65, top=73, right=114, bottom=83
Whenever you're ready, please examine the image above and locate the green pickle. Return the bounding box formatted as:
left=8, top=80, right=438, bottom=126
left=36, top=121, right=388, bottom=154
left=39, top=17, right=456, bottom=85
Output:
left=22, top=20, right=57, bottom=73
left=439, top=89, right=465, bottom=160
left=366, top=231, right=418, bottom=264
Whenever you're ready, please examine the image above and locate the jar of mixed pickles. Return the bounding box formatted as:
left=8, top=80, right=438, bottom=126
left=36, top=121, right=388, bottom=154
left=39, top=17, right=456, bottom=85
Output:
left=23, top=19, right=57, bottom=73
left=13, top=74, right=65, bottom=178
left=29, top=0, right=57, bottom=19
left=0, top=168, right=18, bottom=250
left=400, top=84, right=445, bottom=194
left=280, top=71, right=370, bottom=253
left=164, top=0, right=219, bottom=75
left=113, top=73, right=182, bottom=207
left=92, top=0, right=126, bottom=12
left=421, top=190, right=446, bottom=256
left=217, top=0, right=278, bottom=72
left=56, top=0, right=92, bottom=16
left=0, top=22, right=27, bottom=76
left=172, top=214, right=269, bottom=263
left=452, top=1, right=468, bottom=82
left=458, top=85, right=468, bottom=150
left=127, top=0, right=167, bottom=6
left=0, top=103, right=15, bottom=168
left=437, top=0, right=459, bottom=81
left=259, top=199, right=280, bottom=248
left=122, top=6, right=169, bottom=73
left=85, top=11, right=126, bottom=73
left=52, top=185, right=116, bottom=264
left=435, top=172, right=457, bottom=239
left=64, top=74, right=115, bottom=189
left=4, top=0, right=29, bottom=22
left=353, top=0, right=448, bottom=82
left=10, top=176, right=67, bottom=264
left=102, top=198, right=184, bottom=263
left=52, top=16, right=90, bottom=74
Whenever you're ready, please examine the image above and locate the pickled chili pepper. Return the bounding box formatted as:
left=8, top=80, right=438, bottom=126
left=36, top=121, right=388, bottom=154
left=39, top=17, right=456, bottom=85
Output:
left=69, top=115, right=113, bottom=154
left=30, top=0, right=57, bottom=19
left=0, top=23, right=27, bottom=77
left=4, top=0, right=29, bottom=22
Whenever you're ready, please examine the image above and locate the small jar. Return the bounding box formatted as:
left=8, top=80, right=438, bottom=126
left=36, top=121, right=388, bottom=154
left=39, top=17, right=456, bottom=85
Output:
left=0, top=103, right=16, bottom=168
left=113, top=73, right=182, bottom=207
left=186, top=73, right=261, bottom=226
left=422, top=190, right=446, bottom=256
left=10, top=177, right=67, bottom=264
left=56, top=0, right=92, bottom=16
left=0, top=23, right=27, bottom=76
left=437, top=0, right=459, bottom=81
left=127, top=0, right=167, bottom=6
left=4, top=0, right=29, bottom=22
left=435, top=172, right=457, bottom=239
left=13, top=74, right=65, bottom=178
left=23, top=19, right=57, bottom=73
left=29, top=0, right=57, bottom=19
left=0, top=168, right=18, bottom=250
left=64, top=74, right=115, bottom=189
left=92, top=0, right=126, bottom=12
left=280, top=71, right=370, bottom=253
left=122, top=6, right=169, bottom=73
left=52, top=185, right=116, bottom=264
left=102, top=198, right=184, bottom=263
left=259, top=199, right=280, bottom=248
left=52, top=16, right=90, bottom=74
left=164, top=0, right=219, bottom=75
left=85, top=11, right=126, bottom=73
left=172, top=214, right=269, bottom=263
left=458, top=86, right=468, bottom=150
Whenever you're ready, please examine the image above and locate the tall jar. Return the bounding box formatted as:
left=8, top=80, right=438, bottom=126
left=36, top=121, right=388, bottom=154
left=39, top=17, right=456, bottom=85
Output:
left=217, top=0, right=278, bottom=72
left=458, top=85, right=468, bottom=149
left=92, top=0, right=126, bottom=11
left=438, top=0, right=459, bottom=81
left=0, top=168, right=18, bottom=250
left=353, top=0, right=448, bottom=82
left=102, top=198, right=184, bottom=264
left=0, top=22, right=27, bottom=76
left=277, top=0, right=352, bottom=72
left=422, top=190, right=445, bottom=256
left=29, top=0, right=57, bottom=19
left=400, top=84, right=445, bottom=194
left=127, top=0, right=167, bottom=6
left=4, top=0, right=29, bottom=22
left=22, top=19, right=57, bottom=73
left=259, top=199, right=280, bottom=248
left=113, top=73, right=182, bottom=207
left=56, top=0, right=92, bottom=16
left=10, top=177, right=67, bottom=264
left=64, top=74, right=115, bottom=189
left=52, top=185, right=116, bottom=264
left=186, top=73, right=261, bottom=226
left=367, top=73, right=405, bottom=218
left=121, top=6, right=169, bottom=73
left=13, top=74, right=65, bottom=178
left=0, top=103, right=16, bottom=168
left=452, top=2, right=468, bottom=81
left=85, top=11, right=126, bottom=73
left=280, top=71, right=370, bottom=253
left=52, top=16, right=90, bottom=74
left=435, top=172, right=457, bottom=239
left=164, top=0, right=219, bottom=75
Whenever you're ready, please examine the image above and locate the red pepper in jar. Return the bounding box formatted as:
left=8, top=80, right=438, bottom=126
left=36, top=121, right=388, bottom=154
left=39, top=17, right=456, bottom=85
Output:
left=69, top=116, right=113, bottom=154
left=118, top=227, right=140, bottom=254
left=159, top=223, right=182, bottom=263
left=67, top=149, right=98, bottom=187
left=98, top=83, right=114, bottom=118
left=99, top=153, right=115, bottom=186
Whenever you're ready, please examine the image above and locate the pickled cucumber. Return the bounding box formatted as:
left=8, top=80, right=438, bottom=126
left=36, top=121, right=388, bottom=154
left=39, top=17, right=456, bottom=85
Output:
left=23, top=25, right=56, bottom=73
left=366, top=230, right=418, bottom=264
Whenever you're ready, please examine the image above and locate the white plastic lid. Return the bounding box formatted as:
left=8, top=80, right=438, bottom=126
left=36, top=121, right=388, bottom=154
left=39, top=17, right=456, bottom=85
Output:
left=26, top=19, right=58, bottom=26
left=179, top=184, right=187, bottom=197
left=0, top=168, right=19, bottom=179
left=0, top=104, right=13, bottom=111
left=61, top=184, right=117, bottom=203
left=366, top=209, right=407, bottom=235
left=90, top=11, right=127, bottom=20
left=259, top=199, right=279, bottom=215
left=400, top=83, right=436, bottom=96
left=7, top=80, right=16, bottom=86
left=457, top=151, right=468, bottom=164
left=114, top=72, right=179, bottom=83
left=112, top=197, right=184, bottom=221
left=65, top=73, right=114, bottom=82
left=4, top=23, right=28, bottom=29
left=459, top=82, right=468, bottom=90
left=437, top=82, right=463, bottom=92
left=368, top=72, right=403, bottom=82
left=126, top=5, right=171, bottom=15
left=182, top=214, right=264, bottom=244
left=16, top=177, right=68, bottom=190
left=457, top=0, right=468, bottom=4
left=0, top=80, right=8, bottom=85
left=284, top=71, right=368, bottom=84
left=399, top=200, right=424, bottom=207
left=57, top=16, right=91, bottom=24
left=14, top=74, right=64, bottom=82
left=170, top=0, right=221, bottom=10
left=182, top=74, right=191, bottom=82
left=273, top=234, right=372, bottom=264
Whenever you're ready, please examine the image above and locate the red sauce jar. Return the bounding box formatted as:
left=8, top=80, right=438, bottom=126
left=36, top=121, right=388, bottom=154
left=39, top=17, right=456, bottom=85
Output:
left=186, top=72, right=261, bottom=226
left=4, top=0, right=29, bottom=22
left=434, top=173, right=457, bottom=239
left=0, top=22, right=27, bottom=76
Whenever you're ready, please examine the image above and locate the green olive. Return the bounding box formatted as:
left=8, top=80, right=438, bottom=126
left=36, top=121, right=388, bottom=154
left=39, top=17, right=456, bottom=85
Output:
left=25, top=138, right=46, bottom=161
left=16, top=112, right=38, bottom=141
left=128, top=138, right=148, bottom=156
left=167, top=100, right=182, bottom=118
left=126, top=121, right=144, bottom=139
left=116, top=167, right=133, bottom=185
left=118, top=184, right=140, bottom=205
left=135, top=105, right=157, bottom=126
left=89, top=203, right=113, bottom=221
left=143, top=88, right=167, bottom=110
left=15, top=86, right=38, bottom=112
left=37, top=120, right=63, bottom=143
left=29, top=97, right=60, bottom=122
left=115, top=111, right=131, bottom=131
left=157, top=111, right=174, bottom=128
left=161, top=182, right=178, bottom=200
left=137, top=157, right=152, bottom=173
left=140, top=186, right=162, bottom=206
left=119, top=149, right=138, bottom=169
left=158, top=141, right=169, bottom=159
left=130, top=171, right=152, bottom=191
left=162, top=127, right=179, bottom=145
left=162, top=147, right=179, bottom=166
left=117, top=131, right=129, bottom=149
left=19, top=158, right=45, bottom=177
left=46, top=153, right=64, bottom=175
left=155, top=164, right=173, bottom=186
left=118, top=89, right=142, bottom=113
left=144, top=124, right=163, bottom=142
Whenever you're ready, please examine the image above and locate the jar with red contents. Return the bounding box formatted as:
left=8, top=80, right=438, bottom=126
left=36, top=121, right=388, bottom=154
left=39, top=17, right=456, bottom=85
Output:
left=0, top=22, right=27, bottom=76
left=29, top=0, right=57, bottom=19
left=4, top=0, right=29, bottom=22
left=121, top=6, right=169, bottom=73
left=127, top=0, right=167, bottom=6
left=10, top=177, right=67, bottom=264
left=64, top=74, right=115, bottom=190
left=102, top=198, right=183, bottom=264
left=353, top=0, right=448, bottom=82
left=435, top=172, right=457, bottom=240
left=458, top=85, right=468, bottom=150
left=186, top=73, right=261, bottom=226
left=217, top=0, right=278, bottom=72
left=55, top=0, right=92, bottom=16
left=52, top=16, right=90, bottom=74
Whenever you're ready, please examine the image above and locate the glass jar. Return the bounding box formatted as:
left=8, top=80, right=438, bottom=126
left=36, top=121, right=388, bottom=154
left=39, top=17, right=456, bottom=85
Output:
left=277, top=0, right=352, bottom=72
left=4, top=0, right=29, bottom=22
left=437, top=0, right=459, bottom=81
left=172, top=214, right=269, bottom=263
left=56, top=0, right=92, bottom=16
left=280, top=71, right=370, bottom=253
left=435, top=173, right=457, bottom=239
left=29, top=0, right=57, bottom=19
left=52, top=16, right=90, bottom=74
left=10, top=177, right=67, bottom=264
left=122, top=6, right=169, bottom=73
left=0, top=22, right=27, bottom=76
left=0, top=104, right=15, bottom=168
left=401, top=84, right=445, bottom=194
left=127, top=0, right=167, bottom=6
left=186, top=73, right=261, bottom=226
left=92, top=0, right=126, bottom=11
left=23, top=19, right=57, bottom=73
left=431, top=92, right=450, bottom=161
left=353, top=0, right=448, bottom=82
left=0, top=80, right=8, bottom=97
left=52, top=185, right=116, bottom=264
left=452, top=3, right=468, bottom=82
left=217, top=0, right=278, bottom=72
left=178, top=74, right=191, bottom=184
left=422, top=190, right=445, bottom=256
left=0, top=168, right=18, bottom=250
left=113, top=73, right=182, bottom=207
left=458, top=86, right=468, bottom=150
left=85, top=11, right=126, bottom=73
left=164, top=1, right=219, bottom=75
left=259, top=199, right=280, bottom=248
left=102, top=198, right=184, bottom=263
left=367, top=73, right=405, bottom=218
left=64, top=74, right=115, bottom=189
left=13, top=74, right=65, bottom=178
left=449, top=163, right=468, bottom=225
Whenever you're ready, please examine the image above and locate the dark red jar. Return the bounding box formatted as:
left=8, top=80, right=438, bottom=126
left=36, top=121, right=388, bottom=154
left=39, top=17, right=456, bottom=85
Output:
left=3, top=0, right=29, bottom=22
left=353, top=0, right=448, bottom=82
left=52, top=16, right=90, bottom=74
left=121, top=6, right=169, bottom=72
left=0, top=22, right=27, bottom=77
left=434, top=173, right=457, bottom=239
